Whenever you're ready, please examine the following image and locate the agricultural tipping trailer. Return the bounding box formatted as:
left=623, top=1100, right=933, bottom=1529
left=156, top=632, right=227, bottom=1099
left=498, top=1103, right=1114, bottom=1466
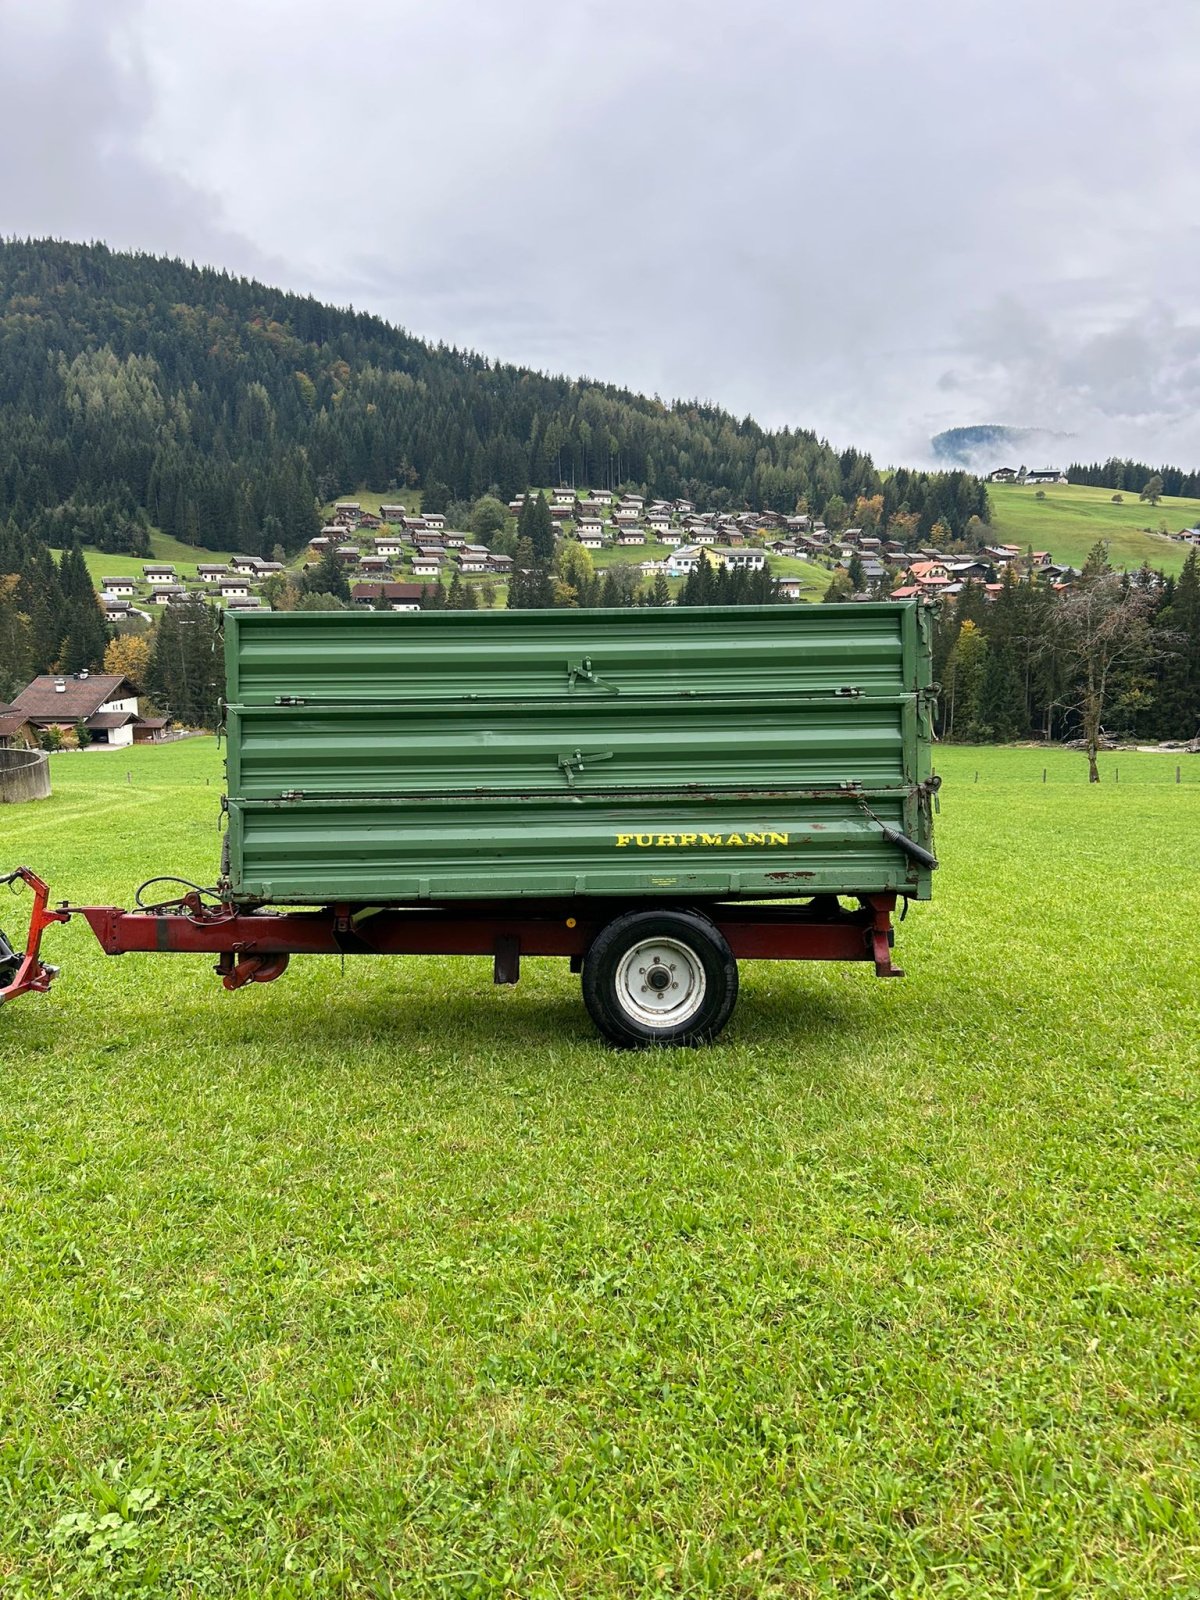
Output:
left=65, top=604, right=938, bottom=1046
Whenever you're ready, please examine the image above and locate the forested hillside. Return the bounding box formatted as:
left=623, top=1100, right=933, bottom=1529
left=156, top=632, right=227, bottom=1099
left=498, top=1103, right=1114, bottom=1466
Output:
left=0, top=239, right=987, bottom=559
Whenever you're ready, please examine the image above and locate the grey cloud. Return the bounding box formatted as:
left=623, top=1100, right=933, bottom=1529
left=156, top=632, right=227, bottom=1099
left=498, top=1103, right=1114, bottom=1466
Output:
left=5, top=0, right=1200, bottom=467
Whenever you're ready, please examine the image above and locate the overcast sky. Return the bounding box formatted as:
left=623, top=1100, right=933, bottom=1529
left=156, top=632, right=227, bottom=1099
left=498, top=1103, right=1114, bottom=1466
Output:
left=3, top=0, right=1199, bottom=467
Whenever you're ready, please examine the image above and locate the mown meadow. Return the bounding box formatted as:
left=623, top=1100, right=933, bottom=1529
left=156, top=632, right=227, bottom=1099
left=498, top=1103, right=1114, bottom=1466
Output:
left=1, top=740, right=1198, bottom=1597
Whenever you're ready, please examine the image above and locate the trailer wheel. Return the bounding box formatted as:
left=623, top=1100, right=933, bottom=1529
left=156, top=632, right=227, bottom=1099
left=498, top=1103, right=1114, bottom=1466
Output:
left=0, top=926, right=19, bottom=990
left=582, top=909, right=738, bottom=1048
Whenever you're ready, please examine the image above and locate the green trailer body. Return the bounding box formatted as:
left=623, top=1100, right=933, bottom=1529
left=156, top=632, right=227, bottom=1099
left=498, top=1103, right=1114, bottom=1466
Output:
left=222, top=604, right=936, bottom=907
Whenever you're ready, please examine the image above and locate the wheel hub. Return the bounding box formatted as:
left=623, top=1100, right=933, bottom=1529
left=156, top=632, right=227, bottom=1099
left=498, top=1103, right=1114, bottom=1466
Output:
left=615, top=937, right=707, bottom=1029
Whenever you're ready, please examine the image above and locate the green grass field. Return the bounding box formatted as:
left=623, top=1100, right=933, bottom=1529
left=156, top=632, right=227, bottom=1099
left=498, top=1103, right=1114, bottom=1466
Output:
left=2, top=740, right=1198, bottom=1594
left=988, top=482, right=1199, bottom=576
left=51, top=530, right=237, bottom=587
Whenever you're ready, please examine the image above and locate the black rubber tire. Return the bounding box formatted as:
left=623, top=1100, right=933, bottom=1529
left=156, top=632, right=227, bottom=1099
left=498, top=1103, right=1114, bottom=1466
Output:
left=0, top=926, right=19, bottom=989
left=581, top=908, right=739, bottom=1049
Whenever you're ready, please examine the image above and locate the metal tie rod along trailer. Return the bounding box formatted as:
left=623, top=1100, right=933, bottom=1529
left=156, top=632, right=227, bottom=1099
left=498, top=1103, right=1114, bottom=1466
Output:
left=19, top=603, right=940, bottom=1046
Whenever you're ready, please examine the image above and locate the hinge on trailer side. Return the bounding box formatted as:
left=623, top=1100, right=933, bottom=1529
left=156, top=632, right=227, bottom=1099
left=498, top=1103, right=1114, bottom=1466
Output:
left=566, top=658, right=619, bottom=695
left=557, top=749, right=614, bottom=787
left=279, top=789, right=304, bottom=801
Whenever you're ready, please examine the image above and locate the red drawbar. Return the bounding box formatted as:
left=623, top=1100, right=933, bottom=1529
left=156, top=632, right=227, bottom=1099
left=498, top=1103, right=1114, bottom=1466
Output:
left=0, top=868, right=68, bottom=1006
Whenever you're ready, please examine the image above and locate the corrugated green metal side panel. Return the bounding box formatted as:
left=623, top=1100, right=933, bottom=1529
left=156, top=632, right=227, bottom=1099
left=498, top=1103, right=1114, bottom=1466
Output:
left=227, top=795, right=915, bottom=902
left=225, top=697, right=910, bottom=797
left=223, top=605, right=935, bottom=904
left=225, top=606, right=908, bottom=702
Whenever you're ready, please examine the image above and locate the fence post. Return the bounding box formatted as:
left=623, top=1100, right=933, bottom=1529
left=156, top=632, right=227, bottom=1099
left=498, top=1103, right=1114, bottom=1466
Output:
left=1178, top=766, right=1182, bottom=785
left=1042, top=768, right=1047, bottom=783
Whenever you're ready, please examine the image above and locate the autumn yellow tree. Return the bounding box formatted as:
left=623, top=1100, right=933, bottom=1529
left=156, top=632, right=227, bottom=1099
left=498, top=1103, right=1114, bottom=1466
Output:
left=104, top=632, right=153, bottom=689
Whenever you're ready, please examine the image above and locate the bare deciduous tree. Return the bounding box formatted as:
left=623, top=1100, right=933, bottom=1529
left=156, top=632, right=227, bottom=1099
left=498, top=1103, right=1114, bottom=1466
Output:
left=1050, top=549, right=1158, bottom=781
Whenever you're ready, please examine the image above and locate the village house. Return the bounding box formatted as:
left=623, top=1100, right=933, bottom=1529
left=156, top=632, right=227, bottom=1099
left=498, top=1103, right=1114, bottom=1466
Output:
left=101, top=577, right=136, bottom=598
left=421, top=512, right=446, bottom=531
left=379, top=504, right=407, bottom=523
left=715, top=547, right=767, bottom=572
left=591, top=490, right=613, bottom=506
left=358, top=513, right=382, bottom=530
left=143, top=562, right=175, bottom=583
left=488, top=553, right=513, bottom=574
left=219, top=578, right=252, bottom=601
left=987, top=466, right=1018, bottom=483
left=660, top=531, right=683, bottom=548
left=443, top=531, right=467, bottom=548
left=229, top=555, right=262, bottom=576
left=776, top=577, right=805, bottom=600
left=149, top=582, right=187, bottom=605
left=10, top=672, right=154, bottom=749
left=550, top=503, right=574, bottom=522
left=359, top=554, right=388, bottom=573
left=351, top=580, right=431, bottom=612
left=196, top=564, right=229, bottom=581
left=618, top=528, right=647, bottom=546
left=613, top=507, right=641, bottom=525
left=458, top=546, right=490, bottom=573
left=577, top=530, right=604, bottom=550
left=373, top=535, right=404, bottom=558
left=1025, top=468, right=1067, bottom=485
left=334, top=502, right=362, bottom=524
left=412, top=554, right=443, bottom=578
left=225, top=595, right=265, bottom=610
left=0, top=708, right=38, bottom=748
left=103, top=598, right=134, bottom=623
left=336, top=545, right=360, bottom=565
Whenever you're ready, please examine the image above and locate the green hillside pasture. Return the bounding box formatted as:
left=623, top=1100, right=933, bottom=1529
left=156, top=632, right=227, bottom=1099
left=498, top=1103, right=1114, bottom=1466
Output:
left=2, top=741, right=1198, bottom=1595
left=52, top=529, right=236, bottom=587
left=319, top=486, right=424, bottom=522
left=988, top=481, right=1200, bottom=575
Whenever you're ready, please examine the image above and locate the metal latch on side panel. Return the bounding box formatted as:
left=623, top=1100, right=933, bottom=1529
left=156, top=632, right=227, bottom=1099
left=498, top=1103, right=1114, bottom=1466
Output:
left=566, top=658, right=618, bottom=694
left=557, top=749, right=614, bottom=787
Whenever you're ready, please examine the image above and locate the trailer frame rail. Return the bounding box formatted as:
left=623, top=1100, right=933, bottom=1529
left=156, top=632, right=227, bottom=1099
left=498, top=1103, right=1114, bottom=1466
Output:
left=65, top=890, right=904, bottom=987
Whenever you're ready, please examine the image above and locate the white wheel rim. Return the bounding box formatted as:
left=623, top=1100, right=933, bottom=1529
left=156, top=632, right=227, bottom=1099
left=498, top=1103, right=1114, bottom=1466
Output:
left=614, top=936, right=707, bottom=1030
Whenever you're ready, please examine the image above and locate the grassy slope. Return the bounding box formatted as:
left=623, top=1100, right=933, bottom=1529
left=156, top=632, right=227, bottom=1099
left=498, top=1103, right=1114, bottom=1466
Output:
left=2, top=740, right=1198, bottom=1595
left=51, top=530, right=237, bottom=585
left=988, top=481, right=1199, bottom=575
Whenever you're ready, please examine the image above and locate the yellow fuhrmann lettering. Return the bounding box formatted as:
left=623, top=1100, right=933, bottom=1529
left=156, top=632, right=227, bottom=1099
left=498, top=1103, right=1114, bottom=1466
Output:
left=656, top=834, right=677, bottom=847
left=745, top=832, right=766, bottom=846
left=726, top=833, right=745, bottom=847
left=678, top=834, right=698, bottom=847
left=635, top=834, right=654, bottom=847
left=615, top=834, right=633, bottom=847
left=701, top=833, right=723, bottom=846
left=768, top=832, right=789, bottom=846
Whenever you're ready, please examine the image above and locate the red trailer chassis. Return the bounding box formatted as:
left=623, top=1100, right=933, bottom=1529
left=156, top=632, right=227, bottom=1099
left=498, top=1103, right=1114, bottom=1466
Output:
left=3, top=869, right=905, bottom=1008
left=68, top=888, right=904, bottom=984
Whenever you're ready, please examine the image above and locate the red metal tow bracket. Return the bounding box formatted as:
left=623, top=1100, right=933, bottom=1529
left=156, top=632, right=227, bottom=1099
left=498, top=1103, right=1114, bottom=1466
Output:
left=0, top=868, right=69, bottom=1006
